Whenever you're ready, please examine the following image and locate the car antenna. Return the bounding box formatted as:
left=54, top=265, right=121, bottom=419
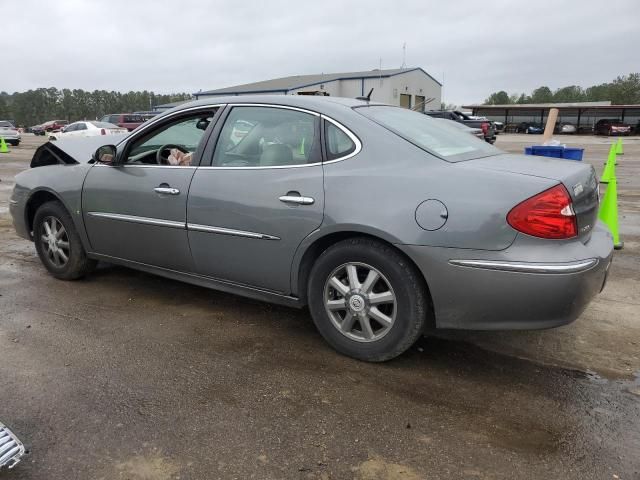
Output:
left=356, top=88, right=374, bottom=102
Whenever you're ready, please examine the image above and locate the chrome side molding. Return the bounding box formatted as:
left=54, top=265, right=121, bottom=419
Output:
left=87, top=212, right=185, bottom=229
left=448, top=258, right=598, bottom=274
left=187, top=223, right=280, bottom=240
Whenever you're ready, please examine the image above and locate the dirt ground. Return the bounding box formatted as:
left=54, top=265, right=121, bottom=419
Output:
left=1, top=134, right=639, bottom=480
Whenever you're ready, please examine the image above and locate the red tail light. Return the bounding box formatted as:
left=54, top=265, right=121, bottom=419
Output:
left=507, top=184, right=577, bottom=239
left=101, top=128, right=106, bottom=135
left=481, top=122, right=489, bottom=135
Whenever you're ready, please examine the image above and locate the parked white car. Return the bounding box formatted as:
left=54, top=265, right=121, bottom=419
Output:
left=49, top=121, right=127, bottom=140
left=0, top=121, right=21, bottom=145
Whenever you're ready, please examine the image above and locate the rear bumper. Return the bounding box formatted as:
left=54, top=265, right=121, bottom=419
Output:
left=1, top=134, right=20, bottom=142
left=398, top=223, right=614, bottom=330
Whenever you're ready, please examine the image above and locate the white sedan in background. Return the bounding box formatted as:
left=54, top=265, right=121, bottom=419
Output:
left=49, top=121, right=127, bottom=140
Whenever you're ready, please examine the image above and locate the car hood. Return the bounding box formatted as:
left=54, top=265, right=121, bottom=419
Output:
left=46, top=134, right=129, bottom=163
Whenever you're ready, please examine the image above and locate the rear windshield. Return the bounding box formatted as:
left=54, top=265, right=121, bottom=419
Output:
left=356, top=106, right=500, bottom=162
left=0, top=121, right=14, bottom=128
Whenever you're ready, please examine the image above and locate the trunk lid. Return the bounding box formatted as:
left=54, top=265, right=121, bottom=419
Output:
left=460, top=153, right=599, bottom=243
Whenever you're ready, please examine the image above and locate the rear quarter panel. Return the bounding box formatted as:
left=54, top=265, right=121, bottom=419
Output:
left=319, top=116, right=556, bottom=251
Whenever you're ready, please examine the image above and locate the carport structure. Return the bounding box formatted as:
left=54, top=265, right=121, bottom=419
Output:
left=462, top=101, right=640, bottom=134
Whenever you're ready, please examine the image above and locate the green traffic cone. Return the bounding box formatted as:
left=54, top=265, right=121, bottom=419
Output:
left=0, top=136, right=9, bottom=153
left=598, top=177, right=623, bottom=250
left=600, top=147, right=616, bottom=183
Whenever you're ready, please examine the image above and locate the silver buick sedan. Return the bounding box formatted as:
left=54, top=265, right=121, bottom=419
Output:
left=9, top=96, right=613, bottom=361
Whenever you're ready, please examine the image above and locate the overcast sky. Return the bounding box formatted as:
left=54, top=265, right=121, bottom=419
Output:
left=4, top=0, right=639, bottom=105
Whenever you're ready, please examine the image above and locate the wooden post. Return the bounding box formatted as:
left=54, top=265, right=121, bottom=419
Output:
left=543, top=107, right=559, bottom=143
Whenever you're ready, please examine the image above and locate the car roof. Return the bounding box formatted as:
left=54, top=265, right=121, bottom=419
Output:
left=166, top=95, right=380, bottom=115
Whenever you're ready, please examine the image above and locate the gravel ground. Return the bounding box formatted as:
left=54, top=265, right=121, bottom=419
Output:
left=0, top=134, right=639, bottom=480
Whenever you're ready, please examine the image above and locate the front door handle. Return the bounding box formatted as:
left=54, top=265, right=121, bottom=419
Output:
left=279, top=195, right=314, bottom=205
left=154, top=187, right=180, bottom=195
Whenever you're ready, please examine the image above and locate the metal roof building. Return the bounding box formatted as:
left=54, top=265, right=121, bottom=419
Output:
left=462, top=101, right=640, bottom=133
left=193, top=67, right=442, bottom=111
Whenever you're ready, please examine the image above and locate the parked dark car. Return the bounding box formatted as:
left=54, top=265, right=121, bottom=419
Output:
left=100, top=113, right=146, bottom=131
left=10, top=95, right=613, bottom=362
left=517, top=122, right=544, bottom=134
left=424, top=110, right=496, bottom=144
left=433, top=118, right=484, bottom=140
left=594, top=119, right=632, bottom=136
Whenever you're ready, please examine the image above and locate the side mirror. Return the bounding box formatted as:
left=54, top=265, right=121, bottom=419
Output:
left=93, top=145, right=117, bottom=165
left=196, top=118, right=210, bottom=130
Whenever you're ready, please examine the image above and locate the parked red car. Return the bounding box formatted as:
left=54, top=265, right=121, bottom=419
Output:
left=100, top=114, right=145, bottom=131
left=33, top=120, right=69, bottom=135
left=594, top=119, right=632, bottom=136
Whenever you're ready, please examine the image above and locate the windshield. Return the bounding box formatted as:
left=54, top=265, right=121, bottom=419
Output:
left=90, top=121, right=120, bottom=128
left=0, top=121, right=14, bottom=128
left=357, top=106, right=500, bottom=162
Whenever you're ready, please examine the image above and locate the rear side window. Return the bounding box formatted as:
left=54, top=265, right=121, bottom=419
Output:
left=325, top=121, right=356, bottom=160
left=213, top=106, right=320, bottom=167
left=109, top=115, right=120, bottom=124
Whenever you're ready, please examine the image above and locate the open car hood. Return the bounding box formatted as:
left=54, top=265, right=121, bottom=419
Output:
left=31, top=134, right=128, bottom=167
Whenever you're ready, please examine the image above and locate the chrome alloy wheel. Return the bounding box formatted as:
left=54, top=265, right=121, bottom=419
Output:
left=40, top=216, right=70, bottom=268
left=323, top=262, right=397, bottom=342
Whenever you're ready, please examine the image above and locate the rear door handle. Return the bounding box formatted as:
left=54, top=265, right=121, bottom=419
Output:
left=279, top=195, right=314, bottom=205
left=154, top=187, right=180, bottom=195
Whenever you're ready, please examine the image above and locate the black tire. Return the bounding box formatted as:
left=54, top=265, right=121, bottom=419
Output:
left=33, top=200, right=96, bottom=280
left=307, top=237, right=428, bottom=362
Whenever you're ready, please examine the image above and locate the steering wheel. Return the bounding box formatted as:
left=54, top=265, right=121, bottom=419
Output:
left=156, top=144, right=189, bottom=165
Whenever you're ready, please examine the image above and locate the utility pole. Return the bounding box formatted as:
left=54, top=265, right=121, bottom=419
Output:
left=401, top=42, right=406, bottom=69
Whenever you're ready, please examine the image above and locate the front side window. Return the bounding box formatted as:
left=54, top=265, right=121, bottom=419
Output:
left=213, top=107, right=319, bottom=167
left=358, top=106, right=500, bottom=162
left=325, top=122, right=356, bottom=160
left=125, top=110, right=215, bottom=166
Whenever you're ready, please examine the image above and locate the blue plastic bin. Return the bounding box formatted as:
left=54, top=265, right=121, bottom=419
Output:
left=562, top=148, right=584, bottom=161
left=524, top=146, right=584, bottom=161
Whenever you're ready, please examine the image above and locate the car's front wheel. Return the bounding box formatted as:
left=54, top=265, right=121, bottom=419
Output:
left=33, top=200, right=96, bottom=280
left=308, top=238, right=428, bottom=362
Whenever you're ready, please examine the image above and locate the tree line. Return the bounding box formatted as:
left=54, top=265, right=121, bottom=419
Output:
left=484, top=73, right=640, bottom=106
left=0, top=88, right=192, bottom=127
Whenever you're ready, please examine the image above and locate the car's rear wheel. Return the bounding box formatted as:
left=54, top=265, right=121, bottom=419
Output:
left=308, top=237, right=428, bottom=362
left=33, top=201, right=96, bottom=280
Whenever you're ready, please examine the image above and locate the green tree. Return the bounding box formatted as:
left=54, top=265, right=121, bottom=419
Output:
left=529, top=86, right=553, bottom=103
left=484, top=91, right=511, bottom=105
left=552, top=85, right=585, bottom=103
